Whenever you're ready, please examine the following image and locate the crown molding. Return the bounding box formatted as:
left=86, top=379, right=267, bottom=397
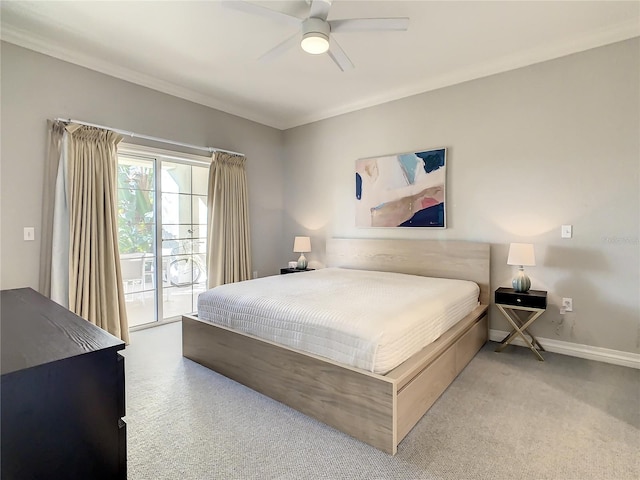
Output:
left=2, top=18, right=638, bottom=131
left=0, top=23, right=286, bottom=129
left=290, top=18, right=640, bottom=128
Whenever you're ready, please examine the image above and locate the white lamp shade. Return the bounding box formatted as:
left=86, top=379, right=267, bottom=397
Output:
left=293, top=236, right=311, bottom=253
left=507, top=243, right=536, bottom=266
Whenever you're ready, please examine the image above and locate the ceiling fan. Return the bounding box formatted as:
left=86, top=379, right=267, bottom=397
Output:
left=222, top=0, right=409, bottom=71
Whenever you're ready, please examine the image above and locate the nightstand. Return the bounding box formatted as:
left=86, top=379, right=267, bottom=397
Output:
left=280, top=268, right=314, bottom=275
left=494, top=287, right=547, bottom=361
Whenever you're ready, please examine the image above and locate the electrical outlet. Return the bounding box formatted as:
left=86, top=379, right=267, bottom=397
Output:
left=252, top=271, right=258, bottom=279
left=562, top=297, right=573, bottom=312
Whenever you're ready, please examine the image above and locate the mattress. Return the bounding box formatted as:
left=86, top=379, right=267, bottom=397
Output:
left=197, top=268, right=479, bottom=374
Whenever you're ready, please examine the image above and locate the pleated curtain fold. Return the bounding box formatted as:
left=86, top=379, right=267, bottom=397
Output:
left=42, top=121, right=130, bottom=343
left=206, top=152, right=252, bottom=288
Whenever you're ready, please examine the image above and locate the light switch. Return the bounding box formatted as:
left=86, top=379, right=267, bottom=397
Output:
left=561, top=225, right=572, bottom=238
left=24, top=227, right=35, bottom=241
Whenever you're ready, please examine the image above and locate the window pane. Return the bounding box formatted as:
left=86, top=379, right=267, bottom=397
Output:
left=162, top=224, right=179, bottom=241
left=124, top=291, right=156, bottom=327
left=118, top=222, right=155, bottom=255
left=192, top=165, right=209, bottom=195
left=162, top=162, right=191, bottom=194
left=162, top=251, right=205, bottom=319
left=118, top=156, right=155, bottom=191
left=163, top=286, right=196, bottom=319
left=192, top=195, right=207, bottom=225
left=117, top=156, right=155, bottom=256
left=117, top=188, right=155, bottom=220
left=118, top=155, right=156, bottom=327
left=162, top=193, right=191, bottom=225
left=193, top=240, right=206, bottom=255
left=164, top=256, right=201, bottom=287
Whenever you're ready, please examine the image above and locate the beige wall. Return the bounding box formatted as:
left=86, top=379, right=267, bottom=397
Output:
left=282, top=39, right=640, bottom=354
left=0, top=42, right=285, bottom=289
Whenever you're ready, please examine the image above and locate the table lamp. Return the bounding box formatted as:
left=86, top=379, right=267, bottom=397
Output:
left=507, top=243, right=536, bottom=293
left=293, top=236, right=311, bottom=270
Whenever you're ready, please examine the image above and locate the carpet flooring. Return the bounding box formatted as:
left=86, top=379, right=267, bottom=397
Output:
left=121, top=322, right=639, bottom=480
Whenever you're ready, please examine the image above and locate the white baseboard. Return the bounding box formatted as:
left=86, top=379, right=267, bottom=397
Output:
left=489, top=329, right=640, bottom=369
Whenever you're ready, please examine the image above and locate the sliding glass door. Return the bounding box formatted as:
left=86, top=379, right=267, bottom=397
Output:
left=116, top=146, right=209, bottom=328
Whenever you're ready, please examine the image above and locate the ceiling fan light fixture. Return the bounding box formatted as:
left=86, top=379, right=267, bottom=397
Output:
left=301, top=17, right=330, bottom=55
left=301, top=32, right=329, bottom=54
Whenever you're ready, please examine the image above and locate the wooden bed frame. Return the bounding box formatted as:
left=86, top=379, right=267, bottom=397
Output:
left=182, top=238, right=490, bottom=455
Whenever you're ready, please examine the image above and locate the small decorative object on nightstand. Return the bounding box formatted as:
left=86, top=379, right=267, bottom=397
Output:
left=495, top=287, right=547, bottom=361
left=507, top=243, right=536, bottom=293
left=293, top=236, right=311, bottom=270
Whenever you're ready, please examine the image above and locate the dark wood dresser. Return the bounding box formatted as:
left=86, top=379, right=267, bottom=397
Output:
left=1, top=288, right=126, bottom=480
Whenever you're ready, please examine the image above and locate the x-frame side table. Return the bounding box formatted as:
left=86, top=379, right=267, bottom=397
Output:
left=494, top=287, right=547, bottom=361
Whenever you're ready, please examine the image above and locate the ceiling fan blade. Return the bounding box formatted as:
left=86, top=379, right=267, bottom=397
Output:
left=221, top=0, right=301, bottom=27
left=327, top=38, right=354, bottom=72
left=258, top=32, right=299, bottom=62
left=309, top=0, right=332, bottom=21
left=329, top=18, right=410, bottom=33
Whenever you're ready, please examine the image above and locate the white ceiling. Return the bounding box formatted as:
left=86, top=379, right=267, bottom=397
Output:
left=1, top=1, right=638, bottom=130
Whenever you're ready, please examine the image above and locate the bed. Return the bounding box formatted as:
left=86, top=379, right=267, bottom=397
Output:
left=182, top=238, right=490, bottom=454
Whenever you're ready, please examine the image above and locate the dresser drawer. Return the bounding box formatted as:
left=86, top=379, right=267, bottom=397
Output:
left=495, top=287, right=547, bottom=309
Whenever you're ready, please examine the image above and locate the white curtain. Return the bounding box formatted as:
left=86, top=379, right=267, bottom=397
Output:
left=206, top=152, right=252, bottom=288
left=50, top=133, right=70, bottom=306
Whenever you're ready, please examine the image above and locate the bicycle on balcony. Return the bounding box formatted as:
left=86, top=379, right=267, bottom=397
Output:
left=167, top=239, right=206, bottom=288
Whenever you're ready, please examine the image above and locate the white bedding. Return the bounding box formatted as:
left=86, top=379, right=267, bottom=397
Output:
left=197, top=268, right=479, bottom=374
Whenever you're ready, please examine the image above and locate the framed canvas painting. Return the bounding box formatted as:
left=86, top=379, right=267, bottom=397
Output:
left=355, top=148, right=446, bottom=228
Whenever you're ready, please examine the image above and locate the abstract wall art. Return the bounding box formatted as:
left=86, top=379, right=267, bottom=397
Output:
left=355, top=148, right=446, bottom=228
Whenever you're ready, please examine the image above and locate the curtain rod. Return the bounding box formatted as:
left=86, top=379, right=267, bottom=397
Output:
left=54, top=118, right=245, bottom=157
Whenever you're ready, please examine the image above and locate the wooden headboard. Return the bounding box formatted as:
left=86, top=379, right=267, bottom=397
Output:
left=326, top=238, right=491, bottom=305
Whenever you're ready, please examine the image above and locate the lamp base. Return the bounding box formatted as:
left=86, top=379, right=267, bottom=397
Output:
left=512, top=268, right=531, bottom=293
left=296, top=253, right=308, bottom=270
